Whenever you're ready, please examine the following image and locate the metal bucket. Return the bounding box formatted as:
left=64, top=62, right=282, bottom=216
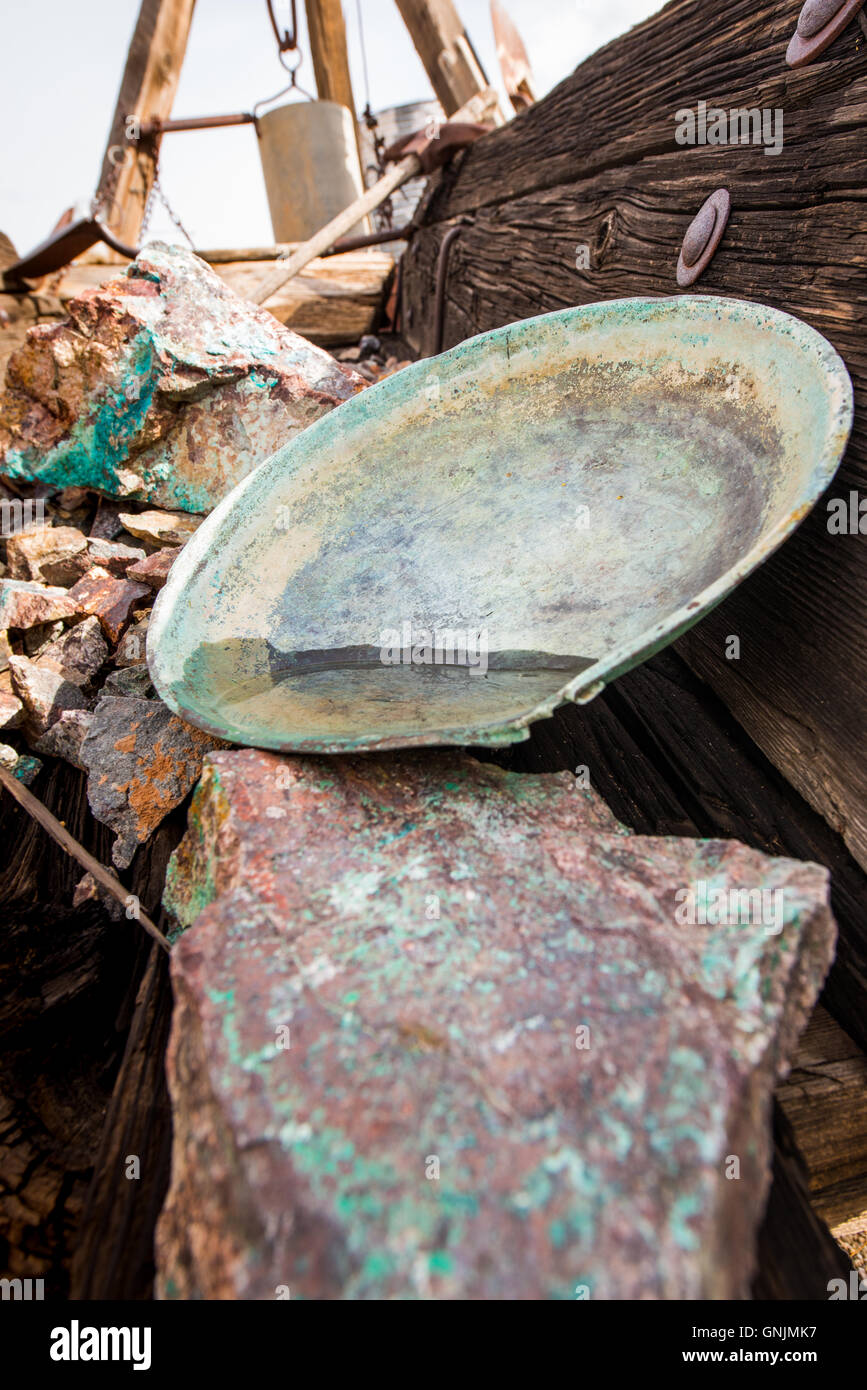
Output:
left=257, top=100, right=367, bottom=243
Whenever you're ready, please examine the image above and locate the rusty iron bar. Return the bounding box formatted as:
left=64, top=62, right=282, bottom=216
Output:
left=433, top=224, right=464, bottom=354
left=138, top=112, right=257, bottom=138
left=325, top=224, right=411, bottom=255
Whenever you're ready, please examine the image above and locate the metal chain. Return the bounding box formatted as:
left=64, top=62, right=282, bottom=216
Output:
left=140, top=144, right=195, bottom=247
left=354, top=0, right=393, bottom=230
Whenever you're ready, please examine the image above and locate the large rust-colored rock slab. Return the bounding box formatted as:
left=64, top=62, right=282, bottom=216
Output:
left=0, top=243, right=362, bottom=513
left=157, top=750, right=835, bottom=1301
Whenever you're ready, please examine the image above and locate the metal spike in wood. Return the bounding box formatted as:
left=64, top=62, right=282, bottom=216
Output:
left=0, top=762, right=171, bottom=952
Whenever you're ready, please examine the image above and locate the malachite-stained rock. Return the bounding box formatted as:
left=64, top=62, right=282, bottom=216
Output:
left=0, top=242, right=363, bottom=514
left=156, top=749, right=835, bottom=1301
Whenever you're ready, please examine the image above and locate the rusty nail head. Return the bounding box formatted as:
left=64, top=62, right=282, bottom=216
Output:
left=676, top=190, right=731, bottom=289
left=786, top=0, right=866, bottom=66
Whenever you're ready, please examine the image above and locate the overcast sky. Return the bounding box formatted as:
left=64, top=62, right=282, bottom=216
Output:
left=1, top=0, right=662, bottom=253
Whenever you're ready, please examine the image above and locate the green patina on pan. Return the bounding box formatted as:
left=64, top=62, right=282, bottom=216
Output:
left=147, top=296, right=853, bottom=752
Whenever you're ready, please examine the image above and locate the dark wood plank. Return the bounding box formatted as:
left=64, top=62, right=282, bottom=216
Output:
left=0, top=762, right=182, bottom=1297
left=776, top=1006, right=867, bottom=1233
left=753, top=1103, right=853, bottom=1300
left=69, top=942, right=173, bottom=1301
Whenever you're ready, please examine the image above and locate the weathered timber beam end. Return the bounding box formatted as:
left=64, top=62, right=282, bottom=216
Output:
left=402, top=0, right=867, bottom=874
left=95, top=0, right=197, bottom=246
left=395, top=0, right=505, bottom=122
left=305, top=0, right=364, bottom=165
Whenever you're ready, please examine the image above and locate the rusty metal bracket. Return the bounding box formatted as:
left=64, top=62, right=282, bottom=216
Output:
left=676, top=190, right=731, bottom=289
left=3, top=216, right=139, bottom=285
left=786, top=0, right=866, bottom=67
left=433, top=224, right=466, bottom=354
left=384, top=123, right=489, bottom=175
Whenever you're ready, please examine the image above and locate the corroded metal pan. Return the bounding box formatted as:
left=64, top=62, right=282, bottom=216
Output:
left=148, top=297, right=853, bottom=752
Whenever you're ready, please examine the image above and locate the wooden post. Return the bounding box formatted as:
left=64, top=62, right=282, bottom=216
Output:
left=95, top=0, right=197, bottom=246
left=304, top=0, right=363, bottom=162
left=395, top=0, right=504, bottom=122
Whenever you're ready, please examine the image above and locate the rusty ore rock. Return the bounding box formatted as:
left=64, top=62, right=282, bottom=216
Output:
left=156, top=750, right=835, bottom=1300
left=80, top=695, right=224, bottom=868
left=0, top=243, right=363, bottom=513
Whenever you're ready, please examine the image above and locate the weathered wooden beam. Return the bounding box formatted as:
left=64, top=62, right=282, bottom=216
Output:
left=753, top=1102, right=854, bottom=1300
left=305, top=0, right=363, bottom=162
left=404, top=0, right=867, bottom=876
left=776, top=1007, right=867, bottom=1237
left=395, top=0, right=504, bottom=121
left=95, top=0, right=196, bottom=246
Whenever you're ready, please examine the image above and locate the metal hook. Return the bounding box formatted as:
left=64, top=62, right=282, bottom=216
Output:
left=252, top=44, right=315, bottom=120
left=266, top=0, right=298, bottom=54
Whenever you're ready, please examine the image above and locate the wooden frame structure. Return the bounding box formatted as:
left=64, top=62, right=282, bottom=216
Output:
left=95, top=0, right=499, bottom=247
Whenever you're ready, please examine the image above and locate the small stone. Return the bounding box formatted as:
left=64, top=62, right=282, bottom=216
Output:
left=81, top=696, right=224, bottom=868
left=66, top=567, right=150, bottom=644
left=682, top=202, right=717, bottom=268
left=6, top=524, right=89, bottom=586
left=58, top=486, right=91, bottom=511
left=72, top=871, right=100, bottom=907
left=90, top=499, right=125, bottom=541
left=0, top=742, right=18, bottom=769
left=125, top=546, right=181, bottom=591
left=23, top=620, right=65, bottom=656
left=337, top=346, right=362, bottom=362
left=73, top=870, right=123, bottom=920
left=118, top=510, right=202, bottom=548
left=37, top=615, right=109, bottom=687
left=8, top=654, right=87, bottom=738
left=0, top=579, right=77, bottom=630
left=359, top=334, right=381, bottom=356
left=0, top=688, right=23, bottom=728
left=34, top=708, right=95, bottom=770
left=0, top=630, right=13, bottom=673
left=103, top=665, right=155, bottom=699
left=0, top=743, right=42, bottom=784
left=87, top=536, right=147, bottom=576
left=115, top=616, right=149, bottom=667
